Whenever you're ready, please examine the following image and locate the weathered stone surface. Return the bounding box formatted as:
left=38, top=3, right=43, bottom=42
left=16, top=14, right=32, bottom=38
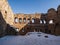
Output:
left=13, top=6, right=60, bottom=35
left=0, top=0, right=60, bottom=36
left=0, top=0, right=14, bottom=37
left=0, top=12, right=7, bottom=37
left=0, top=0, right=14, bottom=26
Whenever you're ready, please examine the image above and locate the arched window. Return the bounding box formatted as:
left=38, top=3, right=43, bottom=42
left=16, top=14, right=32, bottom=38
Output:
left=43, top=20, right=46, bottom=24
left=15, top=28, right=19, bottom=32
left=19, top=18, right=22, bottom=23
left=23, top=18, right=26, bottom=23
left=49, top=20, right=53, bottom=24
left=32, top=18, right=34, bottom=23
left=27, top=19, right=30, bottom=23
left=40, top=20, right=42, bottom=24
left=22, top=28, right=24, bottom=32
left=14, top=17, right=19, bottom=23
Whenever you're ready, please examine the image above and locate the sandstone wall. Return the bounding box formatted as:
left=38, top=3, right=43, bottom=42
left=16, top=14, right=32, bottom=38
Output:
left=0, top=0, right=14, bottom=26
left=13, top=6, right=60, bottom=35
left=0, top=0, right=14, bottom=37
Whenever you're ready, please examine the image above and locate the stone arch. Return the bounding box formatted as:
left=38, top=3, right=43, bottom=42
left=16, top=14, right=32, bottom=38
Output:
left=40, top=19, right=43, bottom=24
left=27, top=18, right=30, bottom=23
left=49, top=19, right=54, bottom=24
left=23, top=18, right=26, bottom=23
left=19, top=18, right=22, bottom=23
left=32, top=18, right=35, bottom=23
left=14, top=17, right=19, bottom=23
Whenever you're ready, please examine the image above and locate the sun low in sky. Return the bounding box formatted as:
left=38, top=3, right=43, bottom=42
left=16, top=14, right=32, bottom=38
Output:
left=8, top=0, right=60, bottom=14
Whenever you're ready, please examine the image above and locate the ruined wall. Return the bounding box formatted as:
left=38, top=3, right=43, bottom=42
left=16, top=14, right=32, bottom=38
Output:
left=0, top=0, right=60, bottom=35
left=0, top=0, right=14, bottom=37
left=55, top=5, right=60, bottom=35
left=47, top=8, right=57, bottom=35
left=0, top=0, right=14, bottom=26
left=13, top=5, right=60, bottom=35
left=13, top=13, right=41, bottom=35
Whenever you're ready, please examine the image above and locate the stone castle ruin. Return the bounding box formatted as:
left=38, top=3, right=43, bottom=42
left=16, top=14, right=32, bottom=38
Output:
left=0, top=0, right=60, bottom=37
left=0, top=0, right=14, bottom=37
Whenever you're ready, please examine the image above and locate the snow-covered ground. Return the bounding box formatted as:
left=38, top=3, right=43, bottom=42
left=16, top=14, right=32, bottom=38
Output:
left=0, top=32, right=60, bottom=45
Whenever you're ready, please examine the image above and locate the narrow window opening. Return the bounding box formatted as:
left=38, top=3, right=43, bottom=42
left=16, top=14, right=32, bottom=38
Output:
left=23, top=18, right=26, bottom=23
left=19, top=18, right=22, bottom=23
left=14, top=17, right=19, bottom=23
left=40, top=20, right=42, bottom=24
left=49, top=20, right=53, bottom=24
left=32, top=18, right=34, bottom=23
left=15, top=28, right=19, bottom=32
left=27, top=19, right=30, bottom=23
left=43, top=20, right=46, bottom=24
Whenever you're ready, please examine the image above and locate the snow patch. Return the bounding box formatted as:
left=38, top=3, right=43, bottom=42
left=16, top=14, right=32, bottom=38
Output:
left=0, top=32, right=60, bottom=45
